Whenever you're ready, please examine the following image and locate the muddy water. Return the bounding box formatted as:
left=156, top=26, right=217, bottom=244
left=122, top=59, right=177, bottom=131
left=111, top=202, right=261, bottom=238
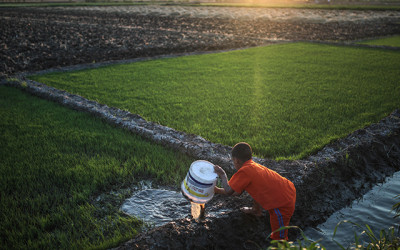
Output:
left=121, top=189, right=191, bottom=227
left=121, top=188, right=231, bottom=227
left=191, top=202, right=205, bottom=220
left=304, top=172, right=400, bottom=248
left=120, top=172, right=399, bottom=246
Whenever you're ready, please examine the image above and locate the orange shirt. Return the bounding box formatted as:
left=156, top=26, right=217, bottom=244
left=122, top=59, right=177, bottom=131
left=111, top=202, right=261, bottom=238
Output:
left=228, top=160, right=296, bottom=210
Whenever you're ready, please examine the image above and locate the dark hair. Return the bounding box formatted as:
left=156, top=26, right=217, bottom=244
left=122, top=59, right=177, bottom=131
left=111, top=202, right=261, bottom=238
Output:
left=231, top=142, right=252, bottom=162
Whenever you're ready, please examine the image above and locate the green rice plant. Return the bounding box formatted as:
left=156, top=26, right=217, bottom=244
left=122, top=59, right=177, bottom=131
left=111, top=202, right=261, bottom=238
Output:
left=267, top=226, right=326, bottom=249
left=30, top=43, right=400, bottom=160
left=332, top=220, right=400, bottom=249
left=359, top=35, right=400, bottom=47
left=267, top=195, right=400, bottom=250
left=267, top=221, right=400, bottom=250
left=0, top=86, right=193, bottom=249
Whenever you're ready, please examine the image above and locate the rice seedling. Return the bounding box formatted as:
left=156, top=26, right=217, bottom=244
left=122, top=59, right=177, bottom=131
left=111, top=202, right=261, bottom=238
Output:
left=332, top=220, right=400, bottom=249
left=30, top=42, right=400, bottom=159
left=267, top=200, right=400, bottom=250
left=359, top=35, right=400, bottom=47
left=0, top=86, right=193, bottom=249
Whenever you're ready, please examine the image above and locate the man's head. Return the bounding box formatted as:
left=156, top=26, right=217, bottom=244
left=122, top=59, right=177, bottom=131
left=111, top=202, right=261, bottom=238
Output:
left=231, top=142, right=252, bottom=170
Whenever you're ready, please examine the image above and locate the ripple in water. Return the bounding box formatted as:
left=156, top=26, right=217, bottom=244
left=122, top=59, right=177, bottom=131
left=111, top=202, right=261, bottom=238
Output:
left=304, top=172, right=400, bottom=248
left=121, top=189, right=191, bottom=227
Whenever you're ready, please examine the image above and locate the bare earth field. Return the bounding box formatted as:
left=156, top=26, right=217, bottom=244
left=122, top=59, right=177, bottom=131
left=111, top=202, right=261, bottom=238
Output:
left=1, top=5, right=400, bottom=249
left=1, top=5, right=400, bottom=78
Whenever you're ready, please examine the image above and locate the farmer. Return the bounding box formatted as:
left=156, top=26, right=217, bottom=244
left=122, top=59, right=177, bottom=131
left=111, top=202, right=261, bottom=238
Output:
left=213, top=142, right=296, bottom=241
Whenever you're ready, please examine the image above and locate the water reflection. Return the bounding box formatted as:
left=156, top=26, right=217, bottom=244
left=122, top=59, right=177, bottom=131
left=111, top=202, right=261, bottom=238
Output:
left=304, top=172, right=400, bottom=248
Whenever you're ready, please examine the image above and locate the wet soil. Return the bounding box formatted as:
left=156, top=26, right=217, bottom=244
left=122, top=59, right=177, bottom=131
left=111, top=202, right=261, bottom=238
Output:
left=2, top=5, right=400, bottom=249
left=5, top=74, right=400, bottom=250
left=114, top=110, right=400, bottom=250
left=1, top=6, right=400, bottom=78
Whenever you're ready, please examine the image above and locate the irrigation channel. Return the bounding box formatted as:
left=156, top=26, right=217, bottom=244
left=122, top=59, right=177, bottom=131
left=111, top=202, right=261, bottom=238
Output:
left=303, top=171, right=400, bottom=248
left=121, top=171, right=400, bottom=248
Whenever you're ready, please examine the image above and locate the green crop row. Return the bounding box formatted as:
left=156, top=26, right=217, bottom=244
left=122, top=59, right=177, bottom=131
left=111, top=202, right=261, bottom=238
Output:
left=30, top=42, right=400, bottom=160
left=0, top=86, right=194, bottom=249
left=359, top=35, right=400, bottom=47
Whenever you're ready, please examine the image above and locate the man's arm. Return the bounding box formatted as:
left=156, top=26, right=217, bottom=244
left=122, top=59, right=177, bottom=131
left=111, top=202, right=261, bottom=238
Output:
left=214, top=165, right=240, bottom=196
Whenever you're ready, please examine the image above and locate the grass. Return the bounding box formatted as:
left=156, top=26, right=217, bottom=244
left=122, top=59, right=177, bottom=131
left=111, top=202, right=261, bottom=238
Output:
left=0, top=86, right=194, bottom=249
left=359, top=35, right=400, bottom=47
left=30, top=42, right=400, bottom=160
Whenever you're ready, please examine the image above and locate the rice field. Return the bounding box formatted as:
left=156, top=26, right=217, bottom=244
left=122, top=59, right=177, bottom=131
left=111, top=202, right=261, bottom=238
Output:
left=31, top=42, right=400, bottom=159
left=0, top=86, right=194, bottom=249
left=359, top=35, right=400, bottom=47
left=2, top=37, right=400, bottom=249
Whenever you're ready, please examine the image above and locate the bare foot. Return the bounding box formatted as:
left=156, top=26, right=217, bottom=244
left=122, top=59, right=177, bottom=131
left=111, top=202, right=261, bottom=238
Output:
left=240, top=207, right=262, bottom=217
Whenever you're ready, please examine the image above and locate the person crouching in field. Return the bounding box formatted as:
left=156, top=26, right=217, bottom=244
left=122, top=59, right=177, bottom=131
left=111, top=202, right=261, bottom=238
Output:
left=214, top=142, right=296, bottom=241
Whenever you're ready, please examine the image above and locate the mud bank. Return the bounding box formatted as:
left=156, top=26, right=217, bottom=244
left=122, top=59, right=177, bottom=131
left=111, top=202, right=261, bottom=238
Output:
left=114, top=110, right=400, bottom=250
left=3, top=76, right=400, bottom=249
left=1, top=6, right=400, bottom=78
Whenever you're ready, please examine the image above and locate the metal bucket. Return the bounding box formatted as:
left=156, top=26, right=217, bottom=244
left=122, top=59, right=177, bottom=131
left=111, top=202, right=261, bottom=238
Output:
left=181, top=160, right=218, bottom=204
